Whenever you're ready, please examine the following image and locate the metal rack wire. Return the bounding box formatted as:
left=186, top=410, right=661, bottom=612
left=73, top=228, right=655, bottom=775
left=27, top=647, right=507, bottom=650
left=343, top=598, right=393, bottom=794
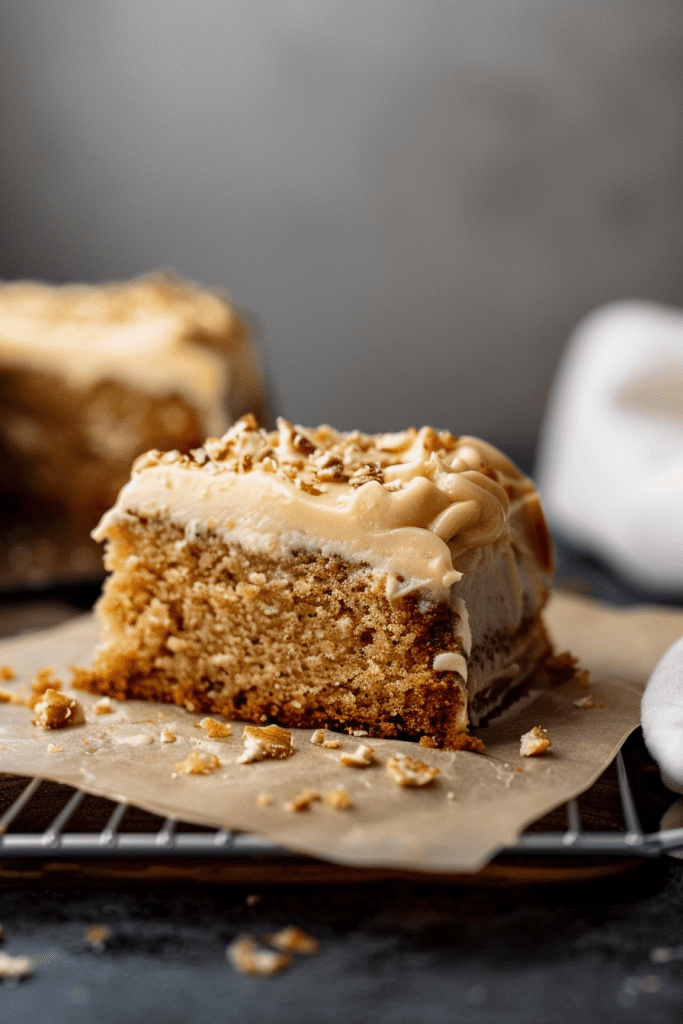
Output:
left=0, top=749, right=682, bottom=862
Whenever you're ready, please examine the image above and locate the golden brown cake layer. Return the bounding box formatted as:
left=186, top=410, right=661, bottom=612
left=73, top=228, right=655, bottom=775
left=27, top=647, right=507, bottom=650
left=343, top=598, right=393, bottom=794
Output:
left=74, top=516, right=473, bottom=747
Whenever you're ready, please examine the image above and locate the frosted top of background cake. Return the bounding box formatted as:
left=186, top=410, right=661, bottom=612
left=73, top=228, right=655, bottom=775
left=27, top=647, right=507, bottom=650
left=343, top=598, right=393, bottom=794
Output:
left=0, top=273, right=242, bottom=436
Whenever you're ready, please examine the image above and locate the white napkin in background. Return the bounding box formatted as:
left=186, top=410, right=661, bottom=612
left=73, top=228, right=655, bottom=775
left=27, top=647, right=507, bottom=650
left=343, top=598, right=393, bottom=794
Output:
left=536, top=300, right=683, bottom=595
left=537, top=301, right=683, bottom=788
left=641, top=637, right=683, bottom=790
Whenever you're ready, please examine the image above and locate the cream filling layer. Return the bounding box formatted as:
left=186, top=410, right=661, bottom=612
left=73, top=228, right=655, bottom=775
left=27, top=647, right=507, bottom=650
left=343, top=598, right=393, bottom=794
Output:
left=94, top=463, right=466, bottom=602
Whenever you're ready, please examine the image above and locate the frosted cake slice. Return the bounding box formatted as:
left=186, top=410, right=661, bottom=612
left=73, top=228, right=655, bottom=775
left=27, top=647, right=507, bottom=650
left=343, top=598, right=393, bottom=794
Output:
left=74, top=416, right=553, bottom=748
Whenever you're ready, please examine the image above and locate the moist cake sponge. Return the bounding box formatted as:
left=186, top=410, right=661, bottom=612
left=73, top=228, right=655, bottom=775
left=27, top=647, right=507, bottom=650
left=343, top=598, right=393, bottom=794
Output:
left=74, top=416, right=553, bottom=748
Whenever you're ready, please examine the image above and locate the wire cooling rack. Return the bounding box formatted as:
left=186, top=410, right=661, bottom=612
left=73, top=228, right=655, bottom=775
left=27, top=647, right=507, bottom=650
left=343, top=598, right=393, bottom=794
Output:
left=0, top=733, right=681, bottom=866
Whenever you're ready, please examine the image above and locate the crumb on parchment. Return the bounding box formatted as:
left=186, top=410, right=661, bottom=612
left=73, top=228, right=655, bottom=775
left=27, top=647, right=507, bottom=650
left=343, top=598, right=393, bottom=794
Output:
left=256, top=792, right=274, bottom=807
left=174, top=750, right=221, bottom=775
left=418, top=735, right=439, bottom=749
left=386, top=754, right=440, bottom=787
left=159, top=728, right=177, bottom=743
left=266, top=926, right=320, bottom=954
left=47, top=743, right=63, bottom=754
left=311, top=728, right=340, bottom=749
left=284, top=788, right=320, bottom=812
left=238, top=725, right=293, bottom=764
left=520, top=725, right=551, bottom=757
left=322, top=788, right=352, bottom=810
left=196, top=717, right=232, bottom=738
left=226, top=935, right=292, bottom=976
left=339, top=743, right=374, bottom=768
left=93, top=697, right=114, bottom=715
left=32, top=689, right=84, bottom=730
left=0, top=666, right=15, bottom=681
left=450, top=734, right=487, bottom=754
left=573, top=694, right=596, bottom=709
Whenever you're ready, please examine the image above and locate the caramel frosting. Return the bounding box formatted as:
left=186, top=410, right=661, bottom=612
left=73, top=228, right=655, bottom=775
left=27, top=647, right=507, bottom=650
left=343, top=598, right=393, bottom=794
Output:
left=94, top=416, right=552, bottom=605
left=0, top=272, right=246, bottom=436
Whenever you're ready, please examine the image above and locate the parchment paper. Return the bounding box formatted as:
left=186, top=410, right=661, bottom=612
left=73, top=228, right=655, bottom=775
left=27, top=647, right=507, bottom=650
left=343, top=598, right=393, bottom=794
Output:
left=0, top=590, right=681, bottom=874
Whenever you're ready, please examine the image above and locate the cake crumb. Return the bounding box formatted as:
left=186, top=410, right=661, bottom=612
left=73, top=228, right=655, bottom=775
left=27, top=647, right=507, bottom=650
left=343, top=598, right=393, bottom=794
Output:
left=84, top=925, right=110, bottom=949
left=159, top=728, right=177, bottom=743
left=323, top=739, right=341, bottom=749
left=93, top=697, right=114, bottom=715
left=446, top=791, right=456, bottom=800
left=226, top=934, right=292, bottom=976
left=0, top=690, right=13, bottom=703
left=450, top=734, right=487, bottom=754
left=256, top=792, right=274, bottom=807
left=573, top=694, right=596, bottom=709
left=576, top=669, right=590, bottom=687
left=47, top=743, right=63, bottom=754
left=266, top=926, right=320, bottom=954
left=238, top=725, right=294, bottom=764
left=352, top=729, right=369, bottom=737
left=0, top=666, right=15, bottom=681
left=340, top=743, right=374, bottom=768
left=284, top=788, right=320, bottom=812
left=245, top=894, right=262, bottom=907
left=419, top=735, right=439, bottom=749
left=32, top=689, right=85, bottom=730
left=310, top=729, right=325, bottom=746
left=197, top=717, right=232, bottom=738
left=386, top=754, right=440, bottom=787
left=323, top=788, right=352, bottom=810
left=174, top=750, right=221, bottom=775
left=520, top=725, right=551, bottom=757
left=0, top=952, right=36, bottom=979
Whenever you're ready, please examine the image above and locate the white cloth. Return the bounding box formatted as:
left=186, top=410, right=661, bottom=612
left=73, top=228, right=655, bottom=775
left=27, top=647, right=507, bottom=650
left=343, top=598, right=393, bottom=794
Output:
left=642, top=637, right=683, bottom=789
left=536, top=300, right=683, bottom=594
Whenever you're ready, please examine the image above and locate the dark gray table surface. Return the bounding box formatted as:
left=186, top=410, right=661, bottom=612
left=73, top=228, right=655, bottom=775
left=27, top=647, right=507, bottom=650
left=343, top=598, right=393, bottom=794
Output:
left=0, top=538, right=682, bottom=1024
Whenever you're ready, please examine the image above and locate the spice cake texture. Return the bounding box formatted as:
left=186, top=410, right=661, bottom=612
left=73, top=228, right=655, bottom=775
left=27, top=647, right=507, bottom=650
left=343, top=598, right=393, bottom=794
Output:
left=74, top=416, right=553, bottom=748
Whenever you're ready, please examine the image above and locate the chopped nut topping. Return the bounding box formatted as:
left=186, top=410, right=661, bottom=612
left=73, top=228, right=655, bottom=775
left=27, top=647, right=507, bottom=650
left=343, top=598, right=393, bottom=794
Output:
left=32, top=689, right=85, bottom=730
left=339, top=743, right=374, bottom=768
left=84, top=925, right=111, bottom=948
left=226, top=935, right=292, bottom=976
left=256, top=792, right=274, bottom=808
left=0, top=666, right=15, bottom=681
left=238, top=725, right=294, bottom=764
left=174, top=750, right=221, bottom=775
left=197, top=717, right=232, bottom=738
left=386, top=754, right=440, bottom=787
left=520, top=726, right=551, bottom=757
left=93, top=697, right=114, bottom=715
left=0, top=952, right=36, bottom=979
left=573, top=694, right=596, bottom=709
left=159, top=728, right=177, bottom=743
left=266, top=926, right=320, bottom=954
left=323, top=789, right=352, bottom=810
left=284, top=788, right=320, bottom=812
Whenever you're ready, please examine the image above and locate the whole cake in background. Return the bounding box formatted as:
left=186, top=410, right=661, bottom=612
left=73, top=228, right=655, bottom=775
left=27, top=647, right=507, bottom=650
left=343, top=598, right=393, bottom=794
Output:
left=0, top=272, right=269, bottom=587
left=74, top=416, right=554, bottom=748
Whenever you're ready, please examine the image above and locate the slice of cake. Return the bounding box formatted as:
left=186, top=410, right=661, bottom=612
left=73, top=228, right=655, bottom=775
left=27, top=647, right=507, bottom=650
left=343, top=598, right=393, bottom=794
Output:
left=0, top=272, right=268, bottom=585
left=74, top=416, right=553, bottom=748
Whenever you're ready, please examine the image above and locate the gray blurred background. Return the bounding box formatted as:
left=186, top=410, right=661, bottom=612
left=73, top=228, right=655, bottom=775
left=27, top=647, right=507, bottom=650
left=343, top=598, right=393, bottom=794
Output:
left=2, top=1, right=683, bottom=466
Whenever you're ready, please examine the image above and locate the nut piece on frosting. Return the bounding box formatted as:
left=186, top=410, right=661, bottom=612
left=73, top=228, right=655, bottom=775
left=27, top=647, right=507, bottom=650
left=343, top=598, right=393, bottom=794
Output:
left=520, top=725, right=551, bottom=757
left=32, top=689, right=85, bottom=730
left=386, top=753, right=440, bottom=787
left=238, top=724, right=293, bottom=763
